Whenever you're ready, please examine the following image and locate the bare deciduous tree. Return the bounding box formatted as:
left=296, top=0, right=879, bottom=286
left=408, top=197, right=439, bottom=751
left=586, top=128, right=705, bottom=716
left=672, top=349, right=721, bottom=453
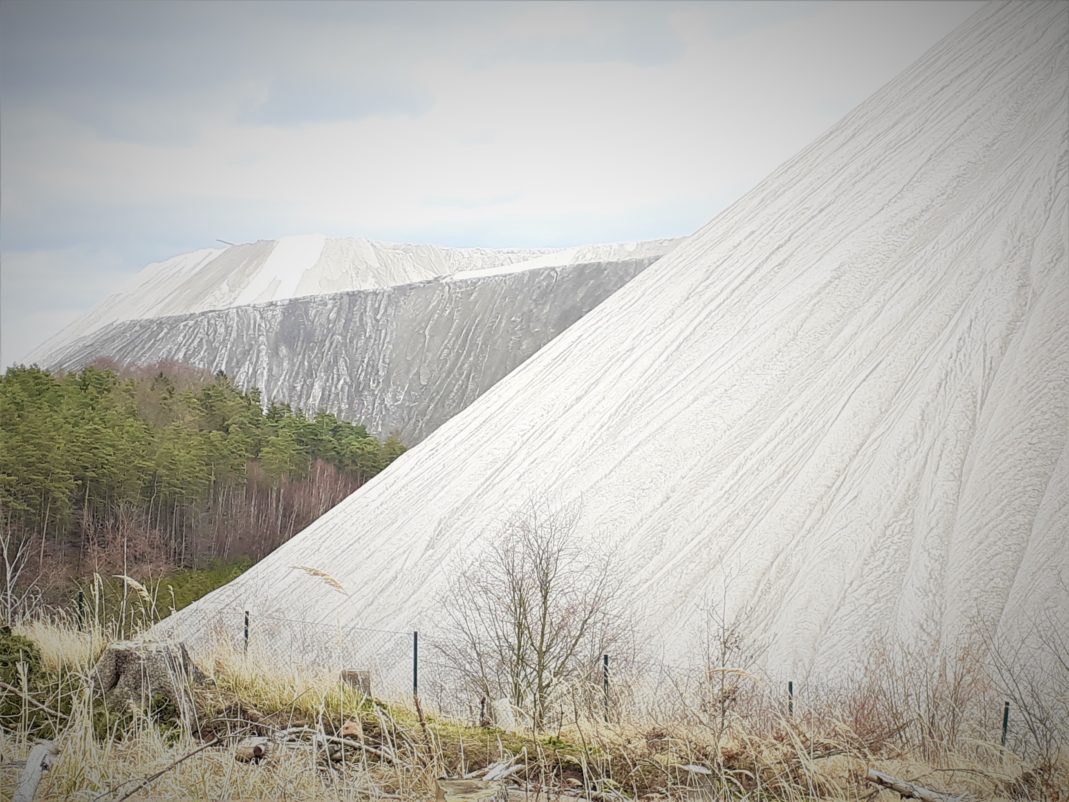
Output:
left=437, top=500, right=627, bottom=730
left=983, top=605, right=1069, bottom=765
left=697, top=571, right=767, bottom=742
left=0, top=521, right=41, bottom=624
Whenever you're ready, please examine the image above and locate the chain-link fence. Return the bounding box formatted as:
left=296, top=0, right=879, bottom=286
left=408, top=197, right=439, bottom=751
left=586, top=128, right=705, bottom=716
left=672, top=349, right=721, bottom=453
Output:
left=244, top=613, right=416, bottom=698
left=219, top=610, right=614, bottom=722
left=209, top=609, right=1031, bottom=753
left=224, top=611, right=804, bottom=723
left=216, top=610, right=781, bottom=726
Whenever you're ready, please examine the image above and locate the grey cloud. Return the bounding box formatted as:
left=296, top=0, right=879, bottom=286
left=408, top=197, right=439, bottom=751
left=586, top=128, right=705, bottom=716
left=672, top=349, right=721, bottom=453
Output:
left=0, top=0, right=731, bottom=142
left=469, top=15, right=684, bottom=68
left=470, top=36, right=680, bottom=70
left=1, top=3, right=233, bottom=96
left=0, top=0, right=438, bottom=139
left=688, top=1, right=821, bottom=41
left=464, top=1, right=819, bottom=70
left=242, top=76, right=433, bottom=127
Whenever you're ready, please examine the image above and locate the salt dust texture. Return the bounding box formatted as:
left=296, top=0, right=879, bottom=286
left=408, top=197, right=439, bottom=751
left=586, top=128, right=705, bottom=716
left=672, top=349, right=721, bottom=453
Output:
left=162, top=1, right=1067, bottom=679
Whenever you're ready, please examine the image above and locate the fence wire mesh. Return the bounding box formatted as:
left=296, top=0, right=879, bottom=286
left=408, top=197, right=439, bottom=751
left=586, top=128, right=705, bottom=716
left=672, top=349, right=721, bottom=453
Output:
left=211, top=610, right=1027, bottom=752
left=246, top=614, right=416, bottom=699
left=222, top=610, right=807, bottom=727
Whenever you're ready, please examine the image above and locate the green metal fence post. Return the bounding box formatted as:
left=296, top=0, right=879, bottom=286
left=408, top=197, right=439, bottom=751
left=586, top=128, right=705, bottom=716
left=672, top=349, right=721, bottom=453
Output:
left=413, top=631, right=419, bottom=698
left=602, top=654, right=610, bottom=721
left=1001, top=701, right=1010, bottom=747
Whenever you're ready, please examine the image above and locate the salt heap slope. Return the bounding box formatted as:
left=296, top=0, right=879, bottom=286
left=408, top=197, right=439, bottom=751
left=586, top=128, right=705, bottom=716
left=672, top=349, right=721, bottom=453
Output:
left=39, top=239, right=677, bottom=441
left=165, top=1, right=1069, bottom=678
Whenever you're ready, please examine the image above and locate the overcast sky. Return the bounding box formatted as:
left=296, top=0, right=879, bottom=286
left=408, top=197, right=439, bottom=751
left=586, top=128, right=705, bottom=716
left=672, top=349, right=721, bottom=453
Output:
left=0, top=0, right=985, bottom=367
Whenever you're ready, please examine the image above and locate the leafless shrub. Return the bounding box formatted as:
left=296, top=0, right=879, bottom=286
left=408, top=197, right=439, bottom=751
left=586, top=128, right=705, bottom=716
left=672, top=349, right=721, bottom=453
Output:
left=695, top=577, right=769, bottom=743
left=435, top=499, right=629, bottom=730
left=842, top=632, right=995, bottom=761
left=983, top=609, right=1069, bottom=765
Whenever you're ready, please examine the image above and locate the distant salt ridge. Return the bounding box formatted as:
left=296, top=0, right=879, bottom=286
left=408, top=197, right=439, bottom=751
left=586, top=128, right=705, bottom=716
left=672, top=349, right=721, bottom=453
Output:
left=26, top=237, right=559, bottom=364
left=29, top=236, right=684, bottom=366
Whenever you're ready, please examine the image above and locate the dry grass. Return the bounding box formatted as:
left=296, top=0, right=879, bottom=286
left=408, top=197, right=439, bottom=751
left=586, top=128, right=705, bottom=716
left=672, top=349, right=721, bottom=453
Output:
left=13, top=618, right=106, bottom=674
left=1, top=620, right=1066, bottom=801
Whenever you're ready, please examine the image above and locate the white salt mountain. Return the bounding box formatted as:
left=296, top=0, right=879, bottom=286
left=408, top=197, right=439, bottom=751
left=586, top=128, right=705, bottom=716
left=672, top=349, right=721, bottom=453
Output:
left=163, top=1, right=1068, bottom=680
left=28, top=237, right=551, bottom=358
left=35, top=238, right=679, bottom=441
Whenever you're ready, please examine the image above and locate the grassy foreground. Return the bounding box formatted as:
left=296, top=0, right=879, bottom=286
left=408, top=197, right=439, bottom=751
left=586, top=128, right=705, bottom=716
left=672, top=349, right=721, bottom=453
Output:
left=0, top=619, right=1065, bottom=801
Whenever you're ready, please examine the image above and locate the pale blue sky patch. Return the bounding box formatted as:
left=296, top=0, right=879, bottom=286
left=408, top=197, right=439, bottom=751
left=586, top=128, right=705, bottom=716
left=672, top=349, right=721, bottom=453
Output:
left=423, top=192, right=524, bottom=211
left=1, top=247, right=131, bottom=352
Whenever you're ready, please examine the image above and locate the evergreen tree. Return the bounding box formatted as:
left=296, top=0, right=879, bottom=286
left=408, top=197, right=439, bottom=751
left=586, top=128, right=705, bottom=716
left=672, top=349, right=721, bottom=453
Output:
left=0, top=364, right=406, bottom=583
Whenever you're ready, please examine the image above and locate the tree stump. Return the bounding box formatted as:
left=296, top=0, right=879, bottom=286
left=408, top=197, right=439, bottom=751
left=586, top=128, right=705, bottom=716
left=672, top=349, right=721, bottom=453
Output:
left=339, top=670, right=371, bottom=696
left=91, top=640, right=207, bottom=715
left=490, top=698, right=519, bottom=731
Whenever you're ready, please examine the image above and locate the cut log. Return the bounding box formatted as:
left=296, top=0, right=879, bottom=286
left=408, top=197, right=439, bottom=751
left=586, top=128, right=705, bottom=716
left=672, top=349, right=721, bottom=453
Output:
left=234, top=736, right=272, bottom=763
left=13, top=741, right=58, bottom=802
left=91, top=640, right=207, bottom=715
left=436, top=778, right=507, bottom=801
left=866, top=769, right=965, bottom=802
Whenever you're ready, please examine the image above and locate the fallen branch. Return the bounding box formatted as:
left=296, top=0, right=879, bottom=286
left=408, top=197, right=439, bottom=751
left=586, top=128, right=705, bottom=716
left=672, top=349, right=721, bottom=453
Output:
left=248, top=724, right=396, bottom=764
left=466, top=755, right=522, bottom=781
left=13, top=741, right=58, bottom=802
left=866, top=768, right=965, bottom=802
left=0, top=680, right=68, bottom=721
left=325, top=733, right=394, bottom=762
